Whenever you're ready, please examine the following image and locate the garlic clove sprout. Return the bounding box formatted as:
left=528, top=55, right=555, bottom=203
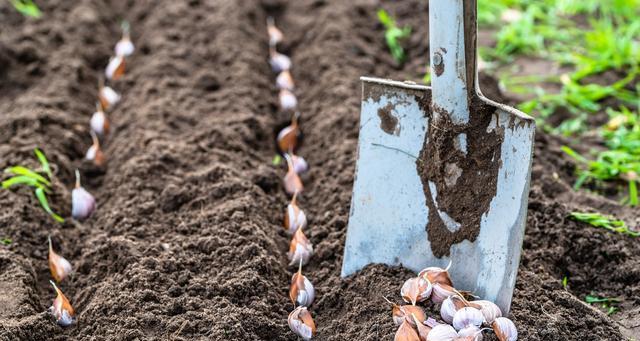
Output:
left=491, top=317, right=517, bottom=341
left=419, top=262, right=453, bottom=287
left=289, top=260, right=315, bottom=307
left=452, top=307, right=483, bottom=331
left=49, top=280, right=75, bottom=327
left=395, top=319, right=421, bottom=341
left=401, top=277, right=433, bottom=305
left=90, top=103, right=110, bottom=136
left=276, top=70, right=295, bottom=90
left=283, top=154, right=303, bottom=196
left=85, top=131, right=106, bottom=166
left=291, top=154, right=308, bottom=174
left=48, top=236, right=72, bottom=283
left=427, top=324, right=458, bottom=341
left=431, top=282, right=457, bottom=304
left=72, top=169, right=96, bottom=220
left=270, top=50, right=291, bottom=73
left=99, top=84, right=121, bottom=111
left=440, top=295, right=469, bottom=324
left=277, top=113, right=300, bottom=153
left=279, top=89, right=297, bottom=111
left=288, top=228, right=313, bottom=267
left=105, top=55, right=126, bottom=81
left=288, top=306, right=315, bottom=340
left=284, top=192, right=307, bottom=235
left=469, top=300, right=501, bottom=324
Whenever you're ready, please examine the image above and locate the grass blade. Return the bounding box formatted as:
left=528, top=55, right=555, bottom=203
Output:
left=34, top=148, right=52, bottom=180
left=2, top=175, right=43, bottom=189
left=4, top=166, right=50, bottom=186
left=34, top=187, right=64, bottom=223
left=9, top=0, right=42, bottom=18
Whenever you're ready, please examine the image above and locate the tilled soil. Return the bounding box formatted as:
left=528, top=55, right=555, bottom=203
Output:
left=0, top=0, right=637, bottom=340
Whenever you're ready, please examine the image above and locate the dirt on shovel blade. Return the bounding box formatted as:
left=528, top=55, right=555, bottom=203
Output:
left=0, top=0, right=637, bottom=340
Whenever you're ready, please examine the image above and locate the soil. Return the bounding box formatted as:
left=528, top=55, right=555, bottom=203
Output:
left=0, top=0, right=638, bottom=340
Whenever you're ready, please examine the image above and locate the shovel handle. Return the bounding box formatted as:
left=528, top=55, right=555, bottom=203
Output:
left=429, top=0, right=477, bottom=125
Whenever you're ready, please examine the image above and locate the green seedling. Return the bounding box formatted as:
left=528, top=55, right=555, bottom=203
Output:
left=562, top=276, right=568, bottom=288
left=585, top=294, right=621, bottom=315
left=272, top=154, right=283, bottom=166
left=2, top=148, right=64, bottom=223
left=9, top=0, right=41, bottom=18
left=377, top=9, right=411, bottom=64
left=569, top=212, right=639, bottom=237
left=0, top=238, right=11, bottom=246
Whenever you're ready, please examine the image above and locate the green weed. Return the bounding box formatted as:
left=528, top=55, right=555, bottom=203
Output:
left=377, top=9, right=411, bottom=64
left=569, top=212, right=638, bottom=237
left=585, top=294, right=621, bottom=315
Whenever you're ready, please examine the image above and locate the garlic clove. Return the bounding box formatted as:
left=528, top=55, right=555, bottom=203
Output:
left=288, top=306, right=315, bottom=340
left=419, top=262, right=453, bottom=287
left=401, top=277, right=433, bottom=305
left=284, top=192, right=307, bottom=235
left=291, top=154, right=308, bottom=174
left=384, top=297, right=426, bottom=327
left=457, top=326, right=483, bottom=340
left=90, top=103, right=110, bottom=136
left=277, top=115, right=300, bottom=154
left=395, top=319, right=421, bottom=341
left=270, top=51, right=291, bottom=73
left=427, top=324, right=458, bottom=341
left=289, top=260, right=315, bottom=307
left=412, top=314, right=431, bottom=341
left=85, top=131, right=106, bottom=166
left=49, top=280, right=75, bottom=327
left=279, top=89, right=297, bottom=111
left=72, top=170, right=96, bottom=220
left=431, top=282, right=457, bottom=304
left=276, top=70, right=295, bottom=90
left=115, top=21, right=135, bottom=56
left=48, top=236, right=72, bottom=283
left=288, top=228, right=313, bottom=267
left=469, top=300, right=502, bottom=324
left=440, top=295, right=469, bottom=324
left=491, top=317, right=517, bottom=341
left=105, top=55, right=126, bottom=81
left=452, top=307, right=483, bottom=331
left=283, top=154, right=303, bottom=196
left=267, top=17, right=283, bottom=47
left=99, top=85, right=121, bottom=111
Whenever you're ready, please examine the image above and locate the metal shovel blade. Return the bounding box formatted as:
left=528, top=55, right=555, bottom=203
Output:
left=341, top=0, right=535, bottom=313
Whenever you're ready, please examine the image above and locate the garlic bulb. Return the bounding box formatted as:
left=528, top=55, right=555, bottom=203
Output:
left=277, top=115, right=300, bottom=153
left=289, top=262, right=315, bottom=307
left=491, top=317, right=517, bottom=341
left=49, top=280, right=75, bottom=327
left=283, top=154, right=303, bottom=196
left=452, top=307, right=483, bottom=331
left=72, top=170, right=96, bottom=220
left=90, top=103, right=109, bottom=136
left=288, top=228, right=313, bottom=267
left=276, top=70, right=295, bottom=90
left=395, top=319, right=420, bottom=341
left=469, top=300, right=501, bottom=324
left=284, top=192, right=307, bottom=235
left=115, top=21, right=135, bottom=56
left=440, top=295, right=468, bottom=324
left=457, top=326, right=482, bottom=340
left=99, top=85, right=121, bottom=110
left=431, top=282, right=456, bottom=304
left=291, top=154, right=308, bottom=174
left=266, top=17, right=283, bottom=47
left=48, top=236, right=72, bottom=282
left=419, top=262, right=453, bottom=286
left=288, top=306, right=315, bottom=340
left=427, top=324, right=457, bottom=341
left=105, top=55, right=126, bottom=80
left=279, top=89, right=297, bottom=111
left=270, top=51, right=291, bottom=73
left=401, top=277, right=432, bottom=305
left=85, top=132, right=105, bottom=166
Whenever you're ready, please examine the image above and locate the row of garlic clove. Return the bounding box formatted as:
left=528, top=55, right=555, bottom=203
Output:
left=49, top=22, right=134, bottom=328
left=267, top=16, right=317, bottom=341
left=392, top=265, right=518, bottom=341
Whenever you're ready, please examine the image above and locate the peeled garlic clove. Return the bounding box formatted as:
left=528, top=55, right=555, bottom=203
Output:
left=267, top=17, right=283, bottom=47
left=288, top=306, right=315, bottom=340
left=395, top=319, right=421, bottom=341
left=276, top=70, right=295, bottom=90
left=427, top=324, right=457, bottom=341
left=72, top=170, right=96, bottom=220
left=270, top=51, right=291, bottom=73
left=291, top=154, right=308, bottom=174
left=283, top=154, right=303, bottom=195
left=469, top=300, right=501, bottom=324
left=49, top=280, right=75, bottom=327
left=431, top=282, right=456, bottom=304
left=401, top=277, right=433, bottom=305
left=284, top=192, right=307, bottom=235
left=288, top=228, right=313, bottom=267
left=279, top=89, right=297, bottom=111
left=48, top=236, right=72, bottom=283
left=457, top=326, right=482, bottom=340
left=419, top=262, right=453, bottom=287
left=85, top=132, right=105, bottom=166
left=90, top=103, right=109, bottom=136
left=452, top=307, right=483, bottom=331
left=105, top=55, right=126, bottom=80
left=289, top=262, right=315, bottom=307
left=491, top=317, right=517, bottom=341
left=99, top=85, right=121, bottom=110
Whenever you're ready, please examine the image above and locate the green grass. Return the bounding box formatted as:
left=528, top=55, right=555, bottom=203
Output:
left=569, top=212, right=638, bottom=237
left=377, top=9, right=411, bottom=65
left=585, top=294, right=621, bottom=315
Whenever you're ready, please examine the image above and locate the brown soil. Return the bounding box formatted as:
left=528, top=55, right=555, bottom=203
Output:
left=0, top=0, right=637, bottom=340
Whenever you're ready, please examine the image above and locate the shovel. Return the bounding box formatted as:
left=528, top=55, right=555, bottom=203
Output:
left=342, top=0, right=535, bottom=313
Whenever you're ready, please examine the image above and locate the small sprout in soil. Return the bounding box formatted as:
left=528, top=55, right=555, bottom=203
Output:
left=9, top=0, right=41, bottom=18
left=289, top=260, right=315, bottom=307
left=401, top=276, right=432, bottom=306
left=277, top=112, right=301, bottom=154
left=276, top=70, right=295, bottom=91
left=279, top=88, right=298, bottom=112
left=90, top=102, right=110, bottom=136
left=272, top=154, right=283, bottom=166
left=269, top=49, right=291, bottom=73
left=2, top=149, right=64, bottom=223
left=115, top=21, right=135, bottom=57
left=288, top=306, right=315, bottom=340
left=288, top=228, right=313, bottom=267
left=49, top=280, right=75, bottom=327
left=283, top=154, right=303, bottom=196
left=377, top=9, right=411, bottom=64
left=284, top=192, right=307, bottom=235
left=85, top=131, right=106, bottom=166
left=562, top=276, right=568, bottom=288
left=0, top=238, right=11, bottom=246
left=266, top=16, right=283, bottom=47
left=105, top=55, right=126, bottom=81
left=491, top=317, right=518, bottom=341
left=48, top=236, right=72, bottom=283
left=585, top=294, right=621, bottom=315
left=569, top=212, right=639, bottom=237
left=71, top=169, right=96, bottom=220
left=98, top=79, right=121, bottom=111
